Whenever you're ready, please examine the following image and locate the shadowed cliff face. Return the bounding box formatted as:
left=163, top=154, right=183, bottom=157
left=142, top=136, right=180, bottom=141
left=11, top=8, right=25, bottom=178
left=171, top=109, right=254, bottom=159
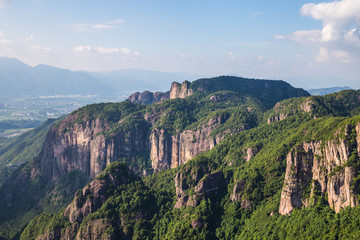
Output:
left=279, top=123, right=360, bottom=215
left=150, top=116, right=229, bottom=172
left=40, top=112, right=234, bottom=180
left=40, top=114, right=150, bottom=181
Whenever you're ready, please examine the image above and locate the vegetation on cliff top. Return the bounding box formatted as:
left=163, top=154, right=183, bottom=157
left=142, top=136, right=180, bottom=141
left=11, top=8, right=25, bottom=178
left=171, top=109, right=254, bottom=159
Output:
left=20, top=88, right=360, bottom=239
left=1, top=77, right=360, bottom=239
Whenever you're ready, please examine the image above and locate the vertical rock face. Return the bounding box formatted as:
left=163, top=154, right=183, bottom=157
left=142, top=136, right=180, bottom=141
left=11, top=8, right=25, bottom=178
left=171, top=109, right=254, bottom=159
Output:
left=150, top=116, right=225, bottom=172
left=128, top=91, right=170, bottom=105
left=174, top=165, right=224, bottom=209
left=40, top=114, right=150, bottom=181
left=169, top=81, right=193, bottom=99
left=279, top=124, right=360, bottom=215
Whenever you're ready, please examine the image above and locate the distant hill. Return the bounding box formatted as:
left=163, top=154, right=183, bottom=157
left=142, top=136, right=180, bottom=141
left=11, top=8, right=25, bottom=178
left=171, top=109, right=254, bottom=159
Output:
left=307, top=86, right=351, bottom=95
left=0, top=57, right=115, bottom=99
left=0, top=57, right=204, bottom=100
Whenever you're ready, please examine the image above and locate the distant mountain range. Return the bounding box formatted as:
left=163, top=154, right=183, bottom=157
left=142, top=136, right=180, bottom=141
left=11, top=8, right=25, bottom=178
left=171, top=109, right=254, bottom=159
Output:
left=307, top=86, right=352, bottom=95
left=0, top=57, right=203, bottom=100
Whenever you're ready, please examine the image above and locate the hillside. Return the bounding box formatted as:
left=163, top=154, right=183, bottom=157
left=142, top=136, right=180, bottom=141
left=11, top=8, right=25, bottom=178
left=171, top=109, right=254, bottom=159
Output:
left=2, top=76, right=360, bottom=239
left=20, top=88, right=360, bottom=239
left=0, top=118, right=58, bottom=186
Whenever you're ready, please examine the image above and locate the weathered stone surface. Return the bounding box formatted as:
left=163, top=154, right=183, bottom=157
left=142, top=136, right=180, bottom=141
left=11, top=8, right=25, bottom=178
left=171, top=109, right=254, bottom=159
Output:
left=267, top=97, right=313, bottom=124
left=169, top=81, right=193, bottom=99
left=128, top=91, right=169, bottom=105
left=150, top=116, right=227, bottom=172
left=76, top=219, right=115, bottom=240
left=230, top=179, right=252, bottom=209
left=64, top=167, right=132, bottom=224
left=279, top=123, right=360, bottom=215
left=174, top=168, right=224, bottom=209
left=40, top=114, right=149, bottom=181
left=244, top=147, right=257, bottom=162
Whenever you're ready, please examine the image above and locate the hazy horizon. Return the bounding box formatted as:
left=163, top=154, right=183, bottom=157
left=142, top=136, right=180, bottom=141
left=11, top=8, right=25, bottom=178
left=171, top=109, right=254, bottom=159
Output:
left=0, top=0, right=359, bottom=89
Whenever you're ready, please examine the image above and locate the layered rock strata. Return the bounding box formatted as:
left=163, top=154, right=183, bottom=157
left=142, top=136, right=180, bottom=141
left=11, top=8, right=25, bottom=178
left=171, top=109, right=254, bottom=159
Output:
left=279, top=124, right=360, bottom=215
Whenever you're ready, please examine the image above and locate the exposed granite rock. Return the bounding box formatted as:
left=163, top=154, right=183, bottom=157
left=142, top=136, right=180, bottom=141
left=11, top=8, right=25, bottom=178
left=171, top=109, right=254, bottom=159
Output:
left=170, top=81, right=193, bottom=99
left=279, top=123, right=360, bottom=215
left=299, top=99, right=313, bottom=113
left=40, top=114, right=149, bottom=181
left=244, top=148, right=258, bottom=162
left=76, top=219, right=115, bottom=240
left=64, top=166, right=133, bottom=223
left=191, top=220, right=203, bottom=229
left=127, top=80, right=193, bottom=105
left=128, top=91, right=169, bottom=105
left=230, top=179, right=252, bottom=209
left=267, top=97, right=313, bottom=124
left=174, top=166, right=224, bottom=209
left=267, top=113, right=289, bottom=124
left=150, top=116, right=227, bottom=172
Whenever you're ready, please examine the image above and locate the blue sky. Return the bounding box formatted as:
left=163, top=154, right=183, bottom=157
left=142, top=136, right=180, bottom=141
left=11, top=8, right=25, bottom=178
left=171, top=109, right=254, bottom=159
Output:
left=0, top=0, right=359, bottom=89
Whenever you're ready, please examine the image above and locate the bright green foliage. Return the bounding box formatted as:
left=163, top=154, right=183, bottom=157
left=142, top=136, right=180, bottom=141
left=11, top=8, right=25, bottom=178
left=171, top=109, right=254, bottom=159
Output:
left=4, top=82, right=360, bottom=239
left=0, top=118, right=58, bottom=186
left=71, top=101, right=146, bottom=124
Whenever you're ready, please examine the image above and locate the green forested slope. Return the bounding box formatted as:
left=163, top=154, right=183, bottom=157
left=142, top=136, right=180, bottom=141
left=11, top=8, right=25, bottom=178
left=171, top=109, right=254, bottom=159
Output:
left=20, top=89, right=360, bottom=240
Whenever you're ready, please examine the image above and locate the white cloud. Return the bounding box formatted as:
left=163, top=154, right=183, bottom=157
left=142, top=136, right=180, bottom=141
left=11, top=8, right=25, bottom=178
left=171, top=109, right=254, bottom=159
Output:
left=74, top=45, right=137, bottom=56
left=315, top=47, right=329, bottom=62
left=276, top=0, right=360, bottom=63
left=93, top=24, right=118, bottom=30
left=30, top=45, right=52, bottom=52
left=121, top=47, right=131, bottom=55
left=0, top=31, right=10, bottom=44
left=64, top=19, right=125, bottom=31
left=0, top=0, right=10, bottom=8
left=97, top=47, right=119, bottom=54
left=258, top=56, right=264, bottom=61
left=332, top=50, right=353, bottom=63
left=26, top=34, right=34, bottom=41
left=74, top=45, right=93, bottom=53
left=300, top=0, right=360, bottom=42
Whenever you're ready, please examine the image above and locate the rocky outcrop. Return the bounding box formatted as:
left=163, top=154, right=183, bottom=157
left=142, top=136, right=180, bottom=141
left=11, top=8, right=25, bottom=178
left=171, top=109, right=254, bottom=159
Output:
left=170, top=81, right=193, bottom=99
left=127, top=80, right=193, bottom=105
left=35, top=164, right=136, bottom=240
left=128, top=91, right=169, bottom=105
left=267, top=98, right=313, bottom=124
left=267, top=113, right=289, bottom=124
left=279, top=123, right=360, bottom=215
left=230, top=179, right=252, bottom=209
left=40, top=114, right=150, bottom=180
left=174, top=164, right=224, bottom=208
left=64, top=164, right=134, bottom=223
left=150, top=116, right=227, bottom=172
left=244, top=148, right=258, bottom=162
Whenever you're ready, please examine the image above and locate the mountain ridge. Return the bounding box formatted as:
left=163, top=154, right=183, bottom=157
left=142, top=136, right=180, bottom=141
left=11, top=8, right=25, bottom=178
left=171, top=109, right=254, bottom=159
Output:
left=1, top=76, right=360, bottom=239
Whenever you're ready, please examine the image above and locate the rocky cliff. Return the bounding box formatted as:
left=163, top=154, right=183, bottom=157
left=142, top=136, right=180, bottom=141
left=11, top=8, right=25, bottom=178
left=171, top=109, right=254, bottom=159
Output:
left=150, top=115, right=229, bottom=172
left=169, top=81, right=193, bottom=99
left=36, top=162, right=137, bottom=240
left=40, top=113, right=150, bottom=181
left=128, top=91, right=169, bottom=105
left=127, top=80, right=193, bottom=105
left=174, top=158, right=224, bottom=208
left=279, top=123, right=360, bottom=215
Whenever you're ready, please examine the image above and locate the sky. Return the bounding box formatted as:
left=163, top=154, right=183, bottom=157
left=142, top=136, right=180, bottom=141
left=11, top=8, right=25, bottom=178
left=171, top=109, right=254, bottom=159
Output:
left=0, top=0, right=360, bottom=89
